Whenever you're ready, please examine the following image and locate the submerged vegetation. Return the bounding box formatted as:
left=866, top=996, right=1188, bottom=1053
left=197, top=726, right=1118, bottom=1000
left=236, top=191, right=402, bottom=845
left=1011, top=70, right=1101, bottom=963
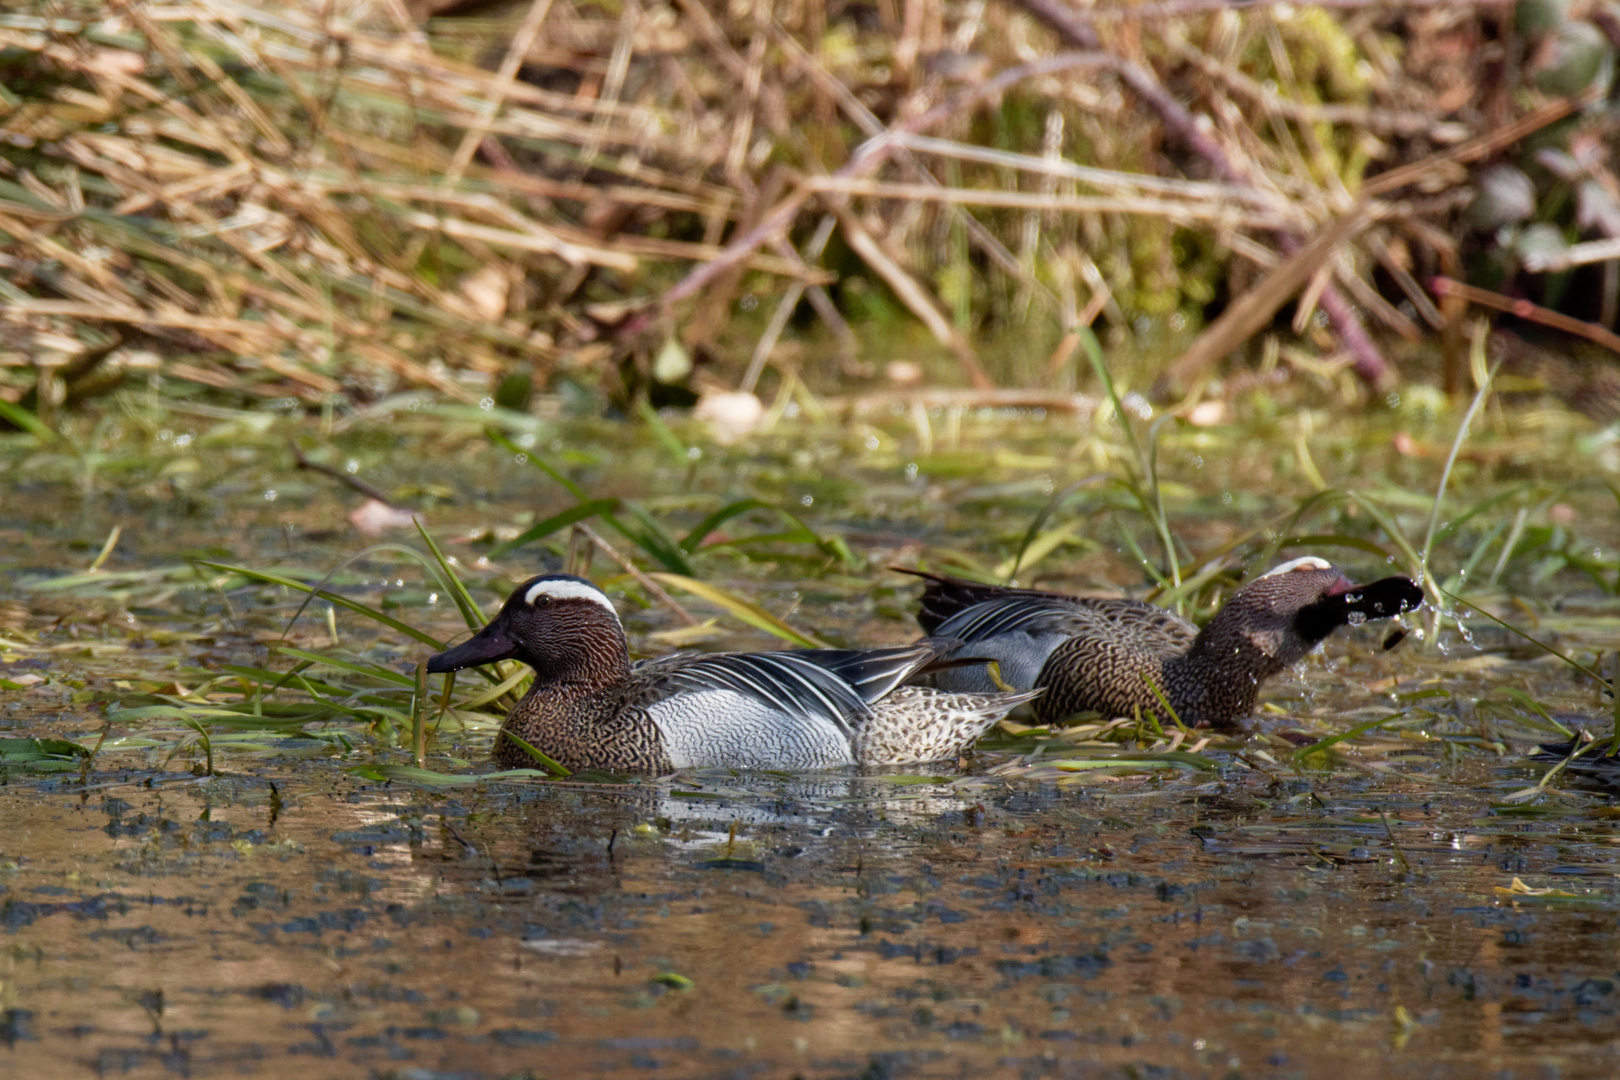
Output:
left=2, top=342, right=1618, bottom=801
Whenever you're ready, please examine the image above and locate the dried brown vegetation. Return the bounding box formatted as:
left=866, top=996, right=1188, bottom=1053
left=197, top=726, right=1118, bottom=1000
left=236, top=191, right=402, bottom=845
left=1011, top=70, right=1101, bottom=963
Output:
left=0, top=0, right=1608, bottom=419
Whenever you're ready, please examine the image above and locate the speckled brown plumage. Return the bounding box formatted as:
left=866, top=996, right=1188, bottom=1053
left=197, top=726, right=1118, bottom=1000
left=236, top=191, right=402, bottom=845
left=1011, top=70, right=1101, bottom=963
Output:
left=904, top=560, right=1424, bottom=729
left=493, top=680, right=673, bottom=772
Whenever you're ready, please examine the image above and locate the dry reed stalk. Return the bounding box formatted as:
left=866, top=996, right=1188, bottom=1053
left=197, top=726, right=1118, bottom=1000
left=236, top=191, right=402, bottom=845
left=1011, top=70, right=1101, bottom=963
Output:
left=826, top=387, right=1100, bottom=417
left=803, top=177, right=1295, bottom=230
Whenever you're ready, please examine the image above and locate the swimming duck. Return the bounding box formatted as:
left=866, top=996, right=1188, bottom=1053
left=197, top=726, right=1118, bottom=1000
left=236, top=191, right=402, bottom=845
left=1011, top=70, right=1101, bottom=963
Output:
left=901, top=557, right=1424, bottom=728
left=426, top=574, right=1039, bottom=773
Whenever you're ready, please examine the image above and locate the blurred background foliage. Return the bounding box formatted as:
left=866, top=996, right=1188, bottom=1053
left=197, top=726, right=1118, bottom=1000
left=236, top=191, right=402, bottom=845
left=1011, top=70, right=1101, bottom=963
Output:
left=1, top=0, right=1619, bottom=429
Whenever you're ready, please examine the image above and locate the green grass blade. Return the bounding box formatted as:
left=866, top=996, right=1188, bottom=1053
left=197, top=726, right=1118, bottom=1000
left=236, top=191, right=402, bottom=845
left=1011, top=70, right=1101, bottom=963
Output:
left=1004, top=475, right=1106, bottom=583
left=1277, top=534, right=1394, bottom=562
left=1420, top=343, right=1502, bottom=581
left=1080, top=328, right=1144, bottom=479
left=413, top=519, right=485, bottom=630
left=193, top=559, right=444, bottom=647
left=1440, top=588, right=1609, bottom=685
left=637, top=399, right=692, bottom=468
left=1345, top=494, right=1423, bottom=577
left=682, top=498, right=773, bottom=552
left=488, top=498, right=622, bottom=559
left=1115, top=517, right=1170, bottom=589
left=488, top=429, right=586, bottom=500
left=1145, top=414, right=1182, bottom=592
left=646, top=573, right=830, bottom=648
left=500, top=731, right=572, bottom=776
left=613, top=501, right=694, bottom=574
left=276, top=647, right=417, bottom=686
left=456, top=663, right=531, bottom=710
left=0, top=398, right=54, bottom=440
left=1293, top=712, right=1404, bottom=764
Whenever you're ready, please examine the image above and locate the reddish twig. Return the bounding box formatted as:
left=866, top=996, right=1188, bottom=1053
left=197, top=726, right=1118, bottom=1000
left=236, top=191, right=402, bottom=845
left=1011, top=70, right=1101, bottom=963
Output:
left=1430, top=277, right=1620, bottom=356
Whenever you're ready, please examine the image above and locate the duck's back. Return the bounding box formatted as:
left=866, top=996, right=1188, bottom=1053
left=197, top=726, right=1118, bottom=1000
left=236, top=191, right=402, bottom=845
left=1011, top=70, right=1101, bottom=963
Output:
left=920, top=582, right=1198, bottom=709
left=1030, top=605, right=1195, bottom=721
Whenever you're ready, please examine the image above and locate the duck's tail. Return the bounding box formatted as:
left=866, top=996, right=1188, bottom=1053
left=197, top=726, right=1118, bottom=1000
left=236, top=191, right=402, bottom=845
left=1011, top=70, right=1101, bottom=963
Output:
left=891, top=566, right=1050, bottom=635
left=855, top=686, right=1042, bottom=766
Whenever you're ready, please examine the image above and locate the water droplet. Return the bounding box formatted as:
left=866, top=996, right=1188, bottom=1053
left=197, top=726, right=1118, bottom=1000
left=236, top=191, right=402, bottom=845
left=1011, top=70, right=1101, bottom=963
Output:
left=263, top=489, right=277, bottom=501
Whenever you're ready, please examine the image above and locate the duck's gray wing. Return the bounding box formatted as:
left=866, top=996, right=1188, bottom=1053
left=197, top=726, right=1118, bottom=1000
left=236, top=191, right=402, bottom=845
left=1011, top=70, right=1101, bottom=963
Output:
left=923, top=597, right=1090, bottom=693
left=629, top=651, right=877, bottom=770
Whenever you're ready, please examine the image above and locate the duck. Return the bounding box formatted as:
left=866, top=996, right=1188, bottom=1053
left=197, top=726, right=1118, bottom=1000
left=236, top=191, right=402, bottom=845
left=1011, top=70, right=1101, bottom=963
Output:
left=899, top=556, right=1424, bottom=729
left=426, top=573, right=1040, bottom=773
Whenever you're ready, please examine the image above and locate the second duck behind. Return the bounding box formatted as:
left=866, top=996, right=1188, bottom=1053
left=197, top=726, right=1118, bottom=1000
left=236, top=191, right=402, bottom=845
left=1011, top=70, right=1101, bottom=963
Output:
left=902, top=557, right=1423, bottom=728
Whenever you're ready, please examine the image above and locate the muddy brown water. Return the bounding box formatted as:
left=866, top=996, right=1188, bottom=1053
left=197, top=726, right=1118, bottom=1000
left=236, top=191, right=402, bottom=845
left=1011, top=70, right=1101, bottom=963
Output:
left=2, top=405, right=1619, bottom=1078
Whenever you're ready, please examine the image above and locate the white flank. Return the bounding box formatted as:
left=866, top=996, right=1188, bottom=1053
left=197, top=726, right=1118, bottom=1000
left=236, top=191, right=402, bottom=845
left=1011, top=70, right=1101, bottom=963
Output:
left=524, top=578, right=620, bottom=619
left=1259, top=556, right=1333, bottom=578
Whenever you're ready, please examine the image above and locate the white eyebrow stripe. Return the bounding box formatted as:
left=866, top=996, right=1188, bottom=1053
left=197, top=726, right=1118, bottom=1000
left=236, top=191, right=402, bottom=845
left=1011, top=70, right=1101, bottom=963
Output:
left=524, top=579, right=621, bottom=619
left=1260, top=556, right=1334, bottom=578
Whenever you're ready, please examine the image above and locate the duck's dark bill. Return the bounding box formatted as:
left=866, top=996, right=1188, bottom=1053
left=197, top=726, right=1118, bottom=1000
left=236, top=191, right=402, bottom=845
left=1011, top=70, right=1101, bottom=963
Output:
left=426, top=627, right=517, bottom=673
left=1343, top=576, right=1425, bottom=617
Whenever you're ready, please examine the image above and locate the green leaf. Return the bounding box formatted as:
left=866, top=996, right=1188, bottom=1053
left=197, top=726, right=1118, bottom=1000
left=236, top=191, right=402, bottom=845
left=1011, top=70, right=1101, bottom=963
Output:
left=637, top=399, right=691, bottom=467
left=349, top=761, right=557, bottom=786
left=612, top=500, right=693, bottom=574
left=0, top=737, right=88, bottom=761
left=650, top=972, right=694, bottom=989
left=1003, top=476, right=1107, bottom=582
left=1441, top=588, right=1609, bottom=686
left=681, top=498, right=773, bottom=552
